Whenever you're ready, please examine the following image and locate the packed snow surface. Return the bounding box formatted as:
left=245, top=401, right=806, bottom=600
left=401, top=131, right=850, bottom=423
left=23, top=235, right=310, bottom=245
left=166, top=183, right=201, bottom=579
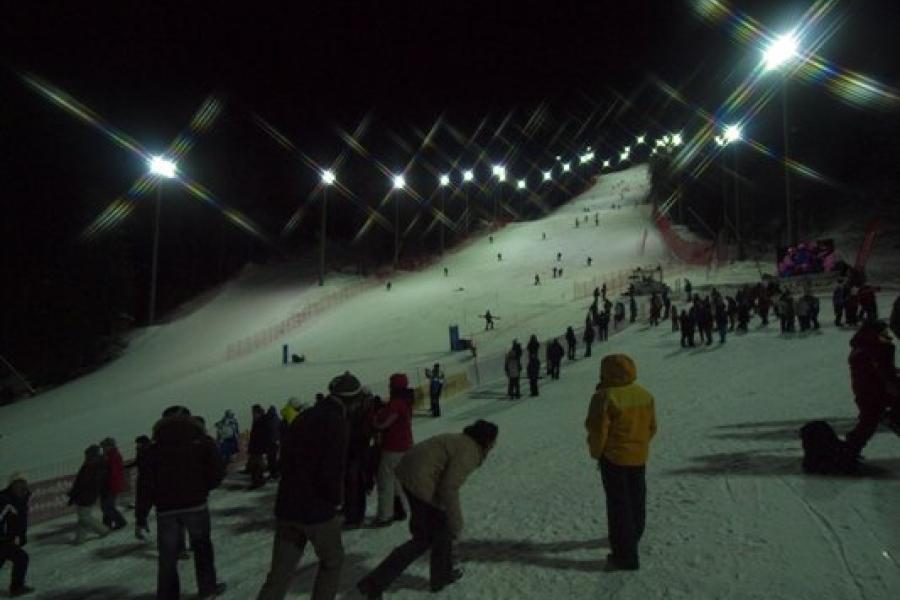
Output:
left=3, top=165, right=899, bottom=599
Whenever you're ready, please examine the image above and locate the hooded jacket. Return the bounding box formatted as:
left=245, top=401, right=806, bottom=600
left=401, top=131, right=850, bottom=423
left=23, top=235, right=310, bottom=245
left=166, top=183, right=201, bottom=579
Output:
left=68, top=453, right=106, bottom=507
left=103, top=446, right=126, bottom=496
left=585, top=354, right=657, bottom=466
left=275, top=395, right=348, bottom=524
left=395, top=433, right=485, bottom=537
left=136, top=415, right=225, bottom=518
left=0, top=486, right=29, bottom=543
left=849, top=324, right=898, bottom=401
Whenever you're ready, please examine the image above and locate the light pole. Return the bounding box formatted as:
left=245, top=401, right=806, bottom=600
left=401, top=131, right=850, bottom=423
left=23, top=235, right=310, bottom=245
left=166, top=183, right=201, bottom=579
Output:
left=439, top=173, right=450, bottom=254
left=491, top=164, right=506, bottom=224
left=147, top=155, right=177, bottom=326
left=462, top=169, right=474, bottom=234
left=764, top=32, right=799, bottom=245
left=319, top=169, right=335, bottom=286
left=392, top=174, right=405, bottom=269
left=716, top=124, right=743, bottom=255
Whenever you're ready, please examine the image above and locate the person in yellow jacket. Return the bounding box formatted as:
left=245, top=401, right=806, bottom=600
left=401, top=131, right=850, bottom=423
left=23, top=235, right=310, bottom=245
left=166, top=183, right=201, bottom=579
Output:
left=585, top=354, right=656, bottom=571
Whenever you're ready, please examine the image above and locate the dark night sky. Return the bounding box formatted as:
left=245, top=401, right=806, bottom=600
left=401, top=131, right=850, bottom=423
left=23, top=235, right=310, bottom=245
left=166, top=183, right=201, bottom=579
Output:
left=2, top=1, right=899, bottom=295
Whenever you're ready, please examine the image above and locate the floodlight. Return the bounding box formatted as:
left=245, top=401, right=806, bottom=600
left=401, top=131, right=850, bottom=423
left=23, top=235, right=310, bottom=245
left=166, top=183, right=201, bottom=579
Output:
left=671, top=133, right=683, bottom=147
left=543, top=171, right=552, bottom=181
left=439, top=174, right=450, bottom=187
left=636, top=135, right=645, bottom=145
left=620, top=151, right=629, bottom=161
left=562, top=162, right=571, bottom=172
left=463, top=170, right=474, bottom=182
left=602, top=159, right=611, bottom=168
left=393, top=175, right=406, bottom=190
left=764, top=32, right=799, bottom=72
left=149, top=156, right=177, bottom=178
left=517, top=179, right=526, bottom=189
left=724, top=124, right=742, bottom=144
left=321, top=170, right=336, bottom=185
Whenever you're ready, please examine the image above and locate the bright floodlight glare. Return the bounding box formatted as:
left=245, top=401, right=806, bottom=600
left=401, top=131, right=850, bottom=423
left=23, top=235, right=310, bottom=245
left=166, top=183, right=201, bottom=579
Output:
left=393, top=175, right=406, bottom=190
left=602, top=159, right=611, bottom=168
left=636, top=135, right=645, bottom=145
left=463, top=170, right=474, bottom=182
left=543, top=171, right=552, bottom=181
left=493, top=165, right=506, bottom=182
left=671, top=133, right=683, bottom=147
left=715, top=136, right=725, bottom=147
left=764, top=32, right=799, bottom=71
left=620, top=151, right=629, bottom=161
left=517, top=179, right=526, bottom=189
left=321, top=169, right=336, bottom=185
left=724, top=124, right=743, bottom=144
left=149, top=156, right=177, bottom=178
left=439, top=174, right=450, bottom=187
left=562, top=162, right=571, bottom=172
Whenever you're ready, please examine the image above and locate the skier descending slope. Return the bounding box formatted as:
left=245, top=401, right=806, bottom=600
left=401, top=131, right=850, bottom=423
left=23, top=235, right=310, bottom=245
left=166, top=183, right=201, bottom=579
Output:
left=585, top=354, right=657, bottom=571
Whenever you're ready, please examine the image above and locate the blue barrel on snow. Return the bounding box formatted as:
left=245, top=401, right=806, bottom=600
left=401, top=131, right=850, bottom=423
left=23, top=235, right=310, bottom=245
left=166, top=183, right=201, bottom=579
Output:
left=449, top=325, right=460, bottom=351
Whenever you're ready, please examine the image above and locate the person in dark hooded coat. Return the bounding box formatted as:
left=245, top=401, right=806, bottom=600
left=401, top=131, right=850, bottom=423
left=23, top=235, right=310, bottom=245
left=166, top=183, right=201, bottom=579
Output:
left=247, top=404, right=270, bottom=489
left=68, top=445, right=110, bottom=544
left=845, top=321, right=900, bottom=455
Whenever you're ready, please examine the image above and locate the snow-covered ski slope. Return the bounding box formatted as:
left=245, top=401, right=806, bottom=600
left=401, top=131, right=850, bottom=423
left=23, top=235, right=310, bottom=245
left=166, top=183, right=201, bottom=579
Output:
left=5, top=164, right=900, bottom=599
left=0, top=165, right=663, bottom=478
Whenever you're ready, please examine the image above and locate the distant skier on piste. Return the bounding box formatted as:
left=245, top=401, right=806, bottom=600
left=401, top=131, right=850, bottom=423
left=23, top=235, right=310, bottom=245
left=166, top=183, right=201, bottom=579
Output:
left=481, top=311, right=496, bottom=330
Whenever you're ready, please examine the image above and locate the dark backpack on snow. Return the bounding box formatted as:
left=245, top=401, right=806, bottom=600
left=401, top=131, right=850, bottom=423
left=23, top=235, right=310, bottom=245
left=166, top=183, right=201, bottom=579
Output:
left=799, top=420, right=858, bottom=475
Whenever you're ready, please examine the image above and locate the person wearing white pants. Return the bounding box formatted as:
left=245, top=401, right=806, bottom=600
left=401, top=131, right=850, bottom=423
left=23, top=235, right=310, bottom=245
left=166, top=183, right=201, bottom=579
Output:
left=372, top=373, right=414, bottom=526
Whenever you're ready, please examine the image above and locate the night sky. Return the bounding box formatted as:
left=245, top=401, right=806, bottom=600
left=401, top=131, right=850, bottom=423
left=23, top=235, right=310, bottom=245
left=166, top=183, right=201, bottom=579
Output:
left=1, top=1, right=899, bottom=325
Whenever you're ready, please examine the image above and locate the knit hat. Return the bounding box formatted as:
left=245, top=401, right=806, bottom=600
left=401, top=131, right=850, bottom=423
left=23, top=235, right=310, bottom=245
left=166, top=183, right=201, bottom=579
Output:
left=389, top=373, right=409, bottom=391
left=7, top=472, right=26, bottom=486
left=463, top=420, right=499, bottom=450
left=289, top=397, right=303, bottom=410
left=328, top=371, right=363, bottom=398
left=100, top=437, right=116, bottom=448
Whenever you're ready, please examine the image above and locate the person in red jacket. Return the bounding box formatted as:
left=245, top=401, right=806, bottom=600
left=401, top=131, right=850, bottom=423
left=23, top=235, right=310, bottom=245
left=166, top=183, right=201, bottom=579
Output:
left=99, top=437, right=127, bottom=530
left=845, top=321, right=899, bottom=454
left=372, top=373, right=414, bottom=526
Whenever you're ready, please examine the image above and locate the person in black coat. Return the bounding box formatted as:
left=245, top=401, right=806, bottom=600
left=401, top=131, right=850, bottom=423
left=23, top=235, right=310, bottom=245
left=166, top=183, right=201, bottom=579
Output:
left=0, top=475, right=32, bottom=597
left=342, top=380, right=380, bottom=529
left=131, top=435, right=153, bottom=540
left=526, top=354, right=541, bottom=397
left=247, top=404, right=270, bottom=489
left=526, top=335, right=540, bottom=359
left=598, top=310, right=610, bottom=341
left=680, top=309, right=695, bottom=347
left=583, top=321, right=595, bottom=357
left=565, top=327, right=577, bottom=360
left=257, top=375, right=352, bottom=600
left=68, top=445, right=110, bottom=544
left=137, top=406, right=226, bottom=599
left=265, top=406, right=282, bottom=480
left=548, top=339, right=565, bottom=379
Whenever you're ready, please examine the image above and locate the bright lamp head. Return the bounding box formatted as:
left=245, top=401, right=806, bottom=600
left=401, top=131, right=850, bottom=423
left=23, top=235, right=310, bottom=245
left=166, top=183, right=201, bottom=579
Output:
left=723, top=124, right=742, bottom=144
left=764, top=32, right=799, bottom=71
left=393, top=175, right=406, bottom=190
left=671, top=133, right=683, bottom=147
left=149, top=156, right=177, bottom=179
left=321, top=170, right=336, bottom=185
left=636, top=135, right=645, bottom=145
left=562, top=163, right=571, bottom=172
left=542, top=170, right=552, bottom=181
left=517, top=179, right=526, bottom=189
left=439, top=174, right=450, bottom=187
left=463, top=170, right=474, bottom=182
left=620, top=151, right=629, bottom=162
left=602, top=159, right=611, bottom=168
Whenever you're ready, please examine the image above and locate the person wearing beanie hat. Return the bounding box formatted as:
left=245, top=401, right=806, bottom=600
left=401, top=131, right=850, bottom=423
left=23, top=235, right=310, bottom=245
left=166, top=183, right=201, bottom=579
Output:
left=328, top=371, right=363, bottom=399
left=1, top=473, right=32, bottom=596
left=585, top=354, right=656, bottom=571
left=281, top=397, right=304, bottom=426
left=99, top=437, right=127, bottom=531
left=845, top=320, right=900, bottom=454
left=357, top=420, right=498, bottom=598
left=371, top=375, right=414, bottom=526
left=67, top=445, right=111, bottom=544
left=257, top=377, right=350, bottom=600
